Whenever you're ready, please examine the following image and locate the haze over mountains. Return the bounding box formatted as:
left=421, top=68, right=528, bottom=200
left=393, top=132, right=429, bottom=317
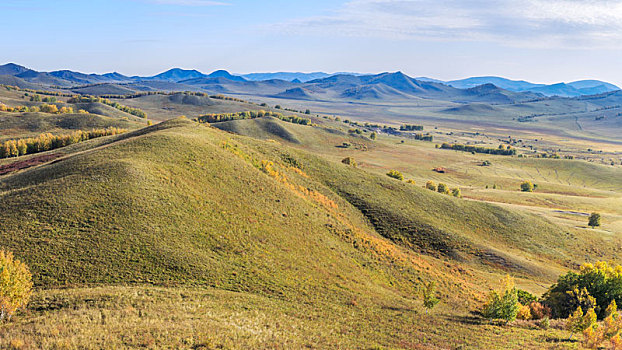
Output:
left=0, top=63, right=619, bottom=101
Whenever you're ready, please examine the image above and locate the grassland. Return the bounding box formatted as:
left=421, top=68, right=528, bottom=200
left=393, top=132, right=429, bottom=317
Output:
left=1, top=86, right=622, bottom=348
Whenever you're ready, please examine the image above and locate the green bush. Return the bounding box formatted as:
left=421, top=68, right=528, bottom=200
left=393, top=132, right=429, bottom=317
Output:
left=437, top=183, right=450, bottom=194
left=452, top=188, right=462, bottom=198
left=520, top=180, right=535, bottom=192
left=481, top=275, right=520, bottom=322
left=422, top=281, right=440, bottom=313
left=588, top=213, right=601, bottom=228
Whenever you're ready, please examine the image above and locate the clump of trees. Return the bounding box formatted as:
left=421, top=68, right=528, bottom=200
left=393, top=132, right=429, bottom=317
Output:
left=440, top=143, right=517, bottom=156
left=0, top=250, right=33, bottom=322
left=0, top=104, right=71, bottom=114
left=386, top=170, right=404, bottom=181
left=437, top=183, right=450, bottom=194
left=0, top=127, right=127, bottom=159
left=400, top=124, right=424, bottom=131
left=520, top=180, right=536, bottom=192
left=543, top=261, right=622, bottom=319
left=29, top=95, right=58, bottom=103
left=196, top=110, right=311, bottom=126
left=378, top=126, right=433, bottom=141
left=589, top=213, right=601, bottom=228
left=0, top=105, right=28, bottom=113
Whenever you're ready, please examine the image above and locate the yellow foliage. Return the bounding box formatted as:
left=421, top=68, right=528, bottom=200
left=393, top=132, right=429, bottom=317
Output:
left=0, top=250, right=33, bottom=322
left=517, top=303, right=532, bottom=320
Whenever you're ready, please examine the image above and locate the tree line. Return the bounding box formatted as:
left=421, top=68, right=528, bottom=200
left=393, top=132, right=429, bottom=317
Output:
left=440, top=143, right=517, bottom=155
left=196, top=110, right=312, bottom=126
left=0, top=103, right=74, bottom=114
left=67, top=96, right=147, bottom=118
left=0, top=127, right=127, bottom=159
left=400, top=124, right=424, bottom=131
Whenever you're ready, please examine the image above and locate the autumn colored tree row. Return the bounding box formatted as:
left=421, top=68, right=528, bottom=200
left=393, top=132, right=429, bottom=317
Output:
left=196, top=110, right=311, bottom=125
left=0, top=127, right=127, bottom=159
left=0, top=104, right=74, bottom=114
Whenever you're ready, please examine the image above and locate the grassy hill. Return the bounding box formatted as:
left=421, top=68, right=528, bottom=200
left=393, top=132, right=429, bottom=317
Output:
left=1, top=116, right=620, bottom=348
left=0, top=111, right=144, bottom=141
left=0, top=119, right=584, bottom=347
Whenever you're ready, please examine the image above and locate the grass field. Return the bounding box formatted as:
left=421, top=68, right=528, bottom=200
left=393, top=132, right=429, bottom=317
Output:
left=2, top=86, right=622, bottom=348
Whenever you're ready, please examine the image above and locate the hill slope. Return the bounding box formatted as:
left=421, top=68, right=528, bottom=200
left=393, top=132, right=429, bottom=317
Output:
left=0, top=117, right=599, bottom=348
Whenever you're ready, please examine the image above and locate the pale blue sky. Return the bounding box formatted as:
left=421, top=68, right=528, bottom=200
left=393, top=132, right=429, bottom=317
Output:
left=2, top=0, right=622, bottom=85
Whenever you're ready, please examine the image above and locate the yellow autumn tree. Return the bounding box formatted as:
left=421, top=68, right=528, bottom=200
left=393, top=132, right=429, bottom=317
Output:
left=0, top=250, right=33, bottom=322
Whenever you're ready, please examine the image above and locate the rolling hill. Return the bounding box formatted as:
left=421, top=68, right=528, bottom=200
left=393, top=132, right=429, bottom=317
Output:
left=0, top=117, right=573, bottom=289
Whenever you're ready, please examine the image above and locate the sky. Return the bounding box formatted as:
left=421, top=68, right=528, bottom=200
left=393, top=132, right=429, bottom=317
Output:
left=2, top=0, right=622, bottom=85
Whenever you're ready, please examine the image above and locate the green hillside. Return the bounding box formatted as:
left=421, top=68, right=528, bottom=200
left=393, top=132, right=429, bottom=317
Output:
left=0, top=116, right=614, bottom=348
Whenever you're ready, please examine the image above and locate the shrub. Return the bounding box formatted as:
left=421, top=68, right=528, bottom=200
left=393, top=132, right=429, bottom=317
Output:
left=422, top=281, right=440, bottom=313
left=386, top=170, right=404, bottom=181
left=517, top=304, right=532, bottom=320
left=370, top=132, right=377, bottom=140
left=406, top=179, right=416, bottom=185
left=0, top=250, right=33, bottom=322
left=543, top=262, right=622, bottom=319
left=341, top=157, right=357, bottom=167
left=520, top=180, right=535, bottom=192
left=39, top=104, right=59, bottom=114
left=425, top=181, right=437, bottom=191
left=589, top=213, right=601, bottom=228
left=528, top=302, right=551, bottom=320
left=538, top=317, right=550, bottom=330
left=437, top=183, right=450, bottom=194
left=452, top=188, right=462, bottom=198
left=481, top=275, right=520, bottom=323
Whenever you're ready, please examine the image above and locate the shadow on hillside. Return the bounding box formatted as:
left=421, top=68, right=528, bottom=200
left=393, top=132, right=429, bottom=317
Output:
left=443, top=314, right=483, bottom=326
left=542, top=335, right=576, bottom=344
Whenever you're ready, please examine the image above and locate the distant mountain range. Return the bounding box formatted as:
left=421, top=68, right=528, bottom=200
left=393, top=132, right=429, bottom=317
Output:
left=446, top=76, right=620, bottom=97
left=0, top=63, right=619, bottom=100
